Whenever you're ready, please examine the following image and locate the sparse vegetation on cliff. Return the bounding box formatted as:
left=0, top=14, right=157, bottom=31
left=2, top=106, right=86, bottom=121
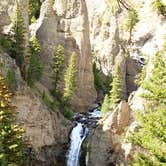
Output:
left=110, top=64, right=123, bottom=106
left=27, top=36, right=43, bottom=87
left=63, top=52, right=77, bottom=103
left=29, top=0, right=42, bottom=23
left=151, top=0, right=166, bottom=17
left=101, top=94, right=110, bottom=115
left=130, top=50, right=166, bottom=165
left=10, top=2, right=26, bottom=76
left=5, top=70, right=16, bottom=93
left=124, top=8, right=139, bottom=42
left=0, top=75, right=28, bottom=165
left=52, top=44, right=65, bottom=97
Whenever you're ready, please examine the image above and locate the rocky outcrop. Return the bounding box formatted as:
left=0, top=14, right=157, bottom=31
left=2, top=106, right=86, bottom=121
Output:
left=13, top=87, right=71, bottom=165
left=0, top=49, right=71, bottom=165
left=87, top=0, right=166, bottom=164
left=85, top=0, right=146, bottom=98
left=87, top=101, right=131, bottom=166
left=31, top=0, right=96, bottom=112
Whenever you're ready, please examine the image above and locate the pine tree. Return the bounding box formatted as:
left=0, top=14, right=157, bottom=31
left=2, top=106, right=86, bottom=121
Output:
left=27, top=36, right=44, bottom=87
left=63, top=52, right=77, bottom=103
left=5, top=70, right=16, bottom=93
left=10, top=1, right=26, bottom=77
left=141, top=52, right=166, bottom=104
left=124, top=8, right=139, bottom=42
left=101, top=94, right=110, bottom=116
left=0, top=74, right=28, bottom=165
left=29, top=0, right=42, bottom=24
left=130, top=51, right=166, bottom=165
left=52, top=44, right=65, bottom=94
left=110, top=64, right=123, bottom=106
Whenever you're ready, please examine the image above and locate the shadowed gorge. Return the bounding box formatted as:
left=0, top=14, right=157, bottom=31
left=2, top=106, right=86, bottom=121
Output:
left=0, top=0, right=166, bottom=165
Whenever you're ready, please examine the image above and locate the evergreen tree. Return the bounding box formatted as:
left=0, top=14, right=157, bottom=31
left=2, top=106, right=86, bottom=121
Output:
left=29, top=0, right=42, bottom=24
left=130, top=51, right=166, bottom=165
left=5, top=70, right=16, bottom=93
left=63, top=52, right=77, bottom=103
left=151, top=0, right=166, bottom=17
left=0, top=74, right=28, bottom=165
left=10, top=1, right=26, bottom=77
left=110, top=64, right=123, bottom=106
left=124, top=8, right=139, bottom=42
left=27, top=36, right=44, bottom=87
left=101, top=94, right=110, bottom=116
left=52, top=44, right=65, bottom=95
left=142, top=52, right=166, bottom=104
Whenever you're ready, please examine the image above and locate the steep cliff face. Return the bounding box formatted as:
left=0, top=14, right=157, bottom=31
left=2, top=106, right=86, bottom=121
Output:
left=0, top=1, right=71, bottom=165
left=0, top=48, right=71, bottom=165
left=86, top=0, right=142, bottom=98
left=0, top=0, right=29, bottom=50
left=87, top=0, right=166, bottom=165
left=31, top=0, right=96, bottom=112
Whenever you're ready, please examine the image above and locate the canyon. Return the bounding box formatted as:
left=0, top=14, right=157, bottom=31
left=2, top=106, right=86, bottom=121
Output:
left=0, top=0, right=166, bottom=165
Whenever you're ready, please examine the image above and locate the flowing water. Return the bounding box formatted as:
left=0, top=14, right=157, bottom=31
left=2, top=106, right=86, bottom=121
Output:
left=66, top=108, right=100, bottom=166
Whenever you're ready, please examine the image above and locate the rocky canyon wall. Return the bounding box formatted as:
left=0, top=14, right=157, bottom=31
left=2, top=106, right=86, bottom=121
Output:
left=31, top=0, right=96, bottom=112
left=86, top=0, right=166, bottom=165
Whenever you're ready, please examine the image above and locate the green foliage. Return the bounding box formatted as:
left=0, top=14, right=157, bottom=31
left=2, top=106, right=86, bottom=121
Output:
left=29, top=0, right=42, bottom=24
left=0, top=74, right=28, bottom=165
left=63, top=52, right=77, bottom=103
left=163, top=34, right=166, bottom=51
left=124, top=8, right=139, bottom=32
left=107, top=0, right=120, bottom=14
left=135, top=65, right=146, bottom=85
left=62, top=107, right=73, bottom=120
left=93, top=63, right=113, bottom=94
left=50, top=0, right=54, bottom=6
left=141, top=52, right=166, bottom=104
left=93, top=63, right=103, bottom=90
left=5, top=70, right=16, bottom=93
left=124, top=8, right=139, bottom=41
left=130, top=107, right=166, bottom=165
left=27, top=36, right=44, bottom=87
left=152, top=0, right=166, bottom=17
left=10, top=2, right=26, bottom=69
left=101, top=94, right=110, bottom=115
left=52, top=44, right=65, bottom=96
left=41, top=91, right=54, bottom=111
left=0, top=36, right=13, bottom=55
left=110, top=64, right=123, bottom=105
left=130, top=49, right=166, bottom=165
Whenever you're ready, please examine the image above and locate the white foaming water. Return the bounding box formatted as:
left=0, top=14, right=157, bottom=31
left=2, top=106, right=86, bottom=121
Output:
left=67, top=123, right=88, bottom=166
left=88, top=108, right=101, bottom=118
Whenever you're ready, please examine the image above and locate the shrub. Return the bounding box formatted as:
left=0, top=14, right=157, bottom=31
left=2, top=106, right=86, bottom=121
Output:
left=27, top=36, right=44, bottom=87
left=10, top=2, right=26, bottom=72
left=135, top=65, right=146, bottom=85
left=130, top=50, right=166, bottom=165
left=93, top=63, right=103, bottom=91
left=151, top=0, right=166, bottom=17
left=62, top=107, right=73, bottom=120
left=0, top=36, right=13, bottom=54
left=124, top=8, right=139, bottom=41
left=110, top=64, right=123, bottom=105
left=52, top=44, right=65, bottom=96
left=63, top=52, right=77, bottom=103
left=5, top=70, right=16, bottom=93
left=29, top=0, right=42, bottom=24
left=101, top=94, right=110, bottom=115
left=0, top=74, right=28, bottom=165
left=107, top=0, right=120, bottom=14
left=93, top=63, right=113, bottom=94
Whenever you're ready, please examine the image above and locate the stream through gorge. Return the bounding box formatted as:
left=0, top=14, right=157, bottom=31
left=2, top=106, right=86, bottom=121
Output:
left=66, top=107, right=101, bottom=166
